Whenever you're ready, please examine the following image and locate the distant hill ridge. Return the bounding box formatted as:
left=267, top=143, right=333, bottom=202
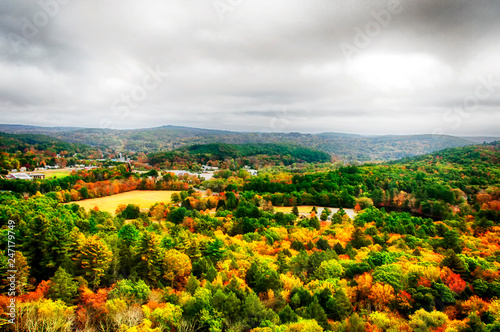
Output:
left=0, top=124, right=495, bottom=161
left=0, top=131, right=92, bottom=154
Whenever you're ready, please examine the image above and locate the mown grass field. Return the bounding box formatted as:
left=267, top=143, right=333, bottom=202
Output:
left=74, top=190, right=180, bottom=214
left=37, top=168, right=74, bottom=179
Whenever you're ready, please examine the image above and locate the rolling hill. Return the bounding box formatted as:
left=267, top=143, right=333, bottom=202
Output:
left=0, top=132, right=93, bottom=155
left=0, top=124, right=490, bottom=161
left=149, top=143, right=332, bottom=166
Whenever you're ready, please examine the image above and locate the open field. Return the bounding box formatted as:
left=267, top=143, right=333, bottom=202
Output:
left=36, top=168, right=74, bottom=179
left=73, top=190, right=180, bottom=214
left=274, top=205, right=318, bottom=214
left=274, top=205, right=357, bottom=219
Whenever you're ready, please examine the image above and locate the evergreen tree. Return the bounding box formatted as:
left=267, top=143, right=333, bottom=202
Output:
left=441, top=250, right=468, bottom=279
left=185, top=275, right=200, bottom=295
left=49, top=267, right=78, bottom=304
left=245, top=261, right=281, bottom=294
left=243, top=293, right=275, bottom=329
left=334, top=242, right=345, bottom=255
left=117, top=224, right=140, bottom=276
left=347, top=313, right=365, bottom=332
left=279, top=304, right=298, bottom=324
left=132, top=231, right=163, bottom=286
left=306, top=297, right=328, bottom=330
left=325, top=289, right=352, bottom=320
left=316, top=237, right=330, bottom=251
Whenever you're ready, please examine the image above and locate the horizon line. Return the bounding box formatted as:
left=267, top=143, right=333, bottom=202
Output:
left=0, top=123, right=499, bottom=138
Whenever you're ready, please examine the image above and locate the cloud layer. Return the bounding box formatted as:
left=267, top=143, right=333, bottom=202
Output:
left=1, top=0, right=500, bottom=135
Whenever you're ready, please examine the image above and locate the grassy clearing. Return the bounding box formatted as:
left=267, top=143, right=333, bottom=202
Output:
left=274, top=205, right=357, bottom=218
left=37, top=169, right=74, bottom=179
left=274, top=205, right=319, bottom=214
left=73, top=190, right=180, bottom=214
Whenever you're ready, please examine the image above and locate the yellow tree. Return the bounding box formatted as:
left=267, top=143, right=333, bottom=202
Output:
left=17, top=299, right=75, bottom=332
left=12, top=251, right=32, bottom=295
left=163, top=249, right=192, bottom=288
left=368, top=282, right=395, bottom=312
left=116, top=204, right=128, bottom=215
left=151, top=204, right=166, bottom=221
left=356, top=272, right=373, bottom=297
left=355, top=272, right=373, bottom=309
left=409, top=309, right=448, bottom=331
left=73, top=235, right=112, bottom=289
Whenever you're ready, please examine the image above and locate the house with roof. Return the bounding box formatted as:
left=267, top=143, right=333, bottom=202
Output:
left=246, top=169, right=258, bottom=176
left=6, top=173, right=33, bottom=180
left=203, top=165, right=219, bottom=172
left=29, top=173, right=46, bottom=180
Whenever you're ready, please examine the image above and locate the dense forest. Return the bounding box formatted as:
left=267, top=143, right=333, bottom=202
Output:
left=0, top=133, right=92, bottom=156
left=149, top=143, right=332, bottom=167
left=0, top=142, right=499, bottom=331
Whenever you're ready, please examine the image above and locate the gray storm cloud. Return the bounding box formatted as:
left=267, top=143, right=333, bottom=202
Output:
left=0, top=0, right=499, bottom=135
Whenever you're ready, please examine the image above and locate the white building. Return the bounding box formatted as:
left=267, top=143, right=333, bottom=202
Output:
left=29, top=173, right=46, bottom=180
left=245, top=169, right=258, bottom=176
left=203, top=165, right=219, bottom=171
left=6, top=173, right=33, bottom=180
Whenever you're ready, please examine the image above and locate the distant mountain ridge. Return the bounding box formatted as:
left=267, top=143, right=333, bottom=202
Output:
left=0, top=124, right=491, bottom=161
left=0, top=124, right=82, bottom=133
left=316, top=132, right=362, bottom=138
left=459, top=136, right=500, bottom=143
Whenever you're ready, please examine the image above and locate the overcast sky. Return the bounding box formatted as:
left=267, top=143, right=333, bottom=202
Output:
left=1, top=0, right=500, bottom=135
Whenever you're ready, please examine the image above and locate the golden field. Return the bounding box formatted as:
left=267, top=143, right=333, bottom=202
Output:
left=73, top=190, right=180, bottom=214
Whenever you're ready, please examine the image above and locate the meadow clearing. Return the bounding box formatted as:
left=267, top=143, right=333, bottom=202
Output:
left=74, top=190, right=180, bottom=214
left=37, top=168, right=74, bottom=179
left=273, top=205, right=357, bottom=219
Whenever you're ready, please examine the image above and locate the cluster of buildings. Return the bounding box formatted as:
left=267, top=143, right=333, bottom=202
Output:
left=242, top=165, right=258, bottom=176
left=142, top=165, right=258, bottom=182
left=2, top=164, right=98, bottom=181
left=2, top=164, right=258, bottom=182
left=4, top=172, right=45, bottom=180
left=44, top=165, right=60, bottom=169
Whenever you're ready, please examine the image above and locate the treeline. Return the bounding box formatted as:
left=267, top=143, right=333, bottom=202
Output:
left=392, top=141, right=500, bottom=166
